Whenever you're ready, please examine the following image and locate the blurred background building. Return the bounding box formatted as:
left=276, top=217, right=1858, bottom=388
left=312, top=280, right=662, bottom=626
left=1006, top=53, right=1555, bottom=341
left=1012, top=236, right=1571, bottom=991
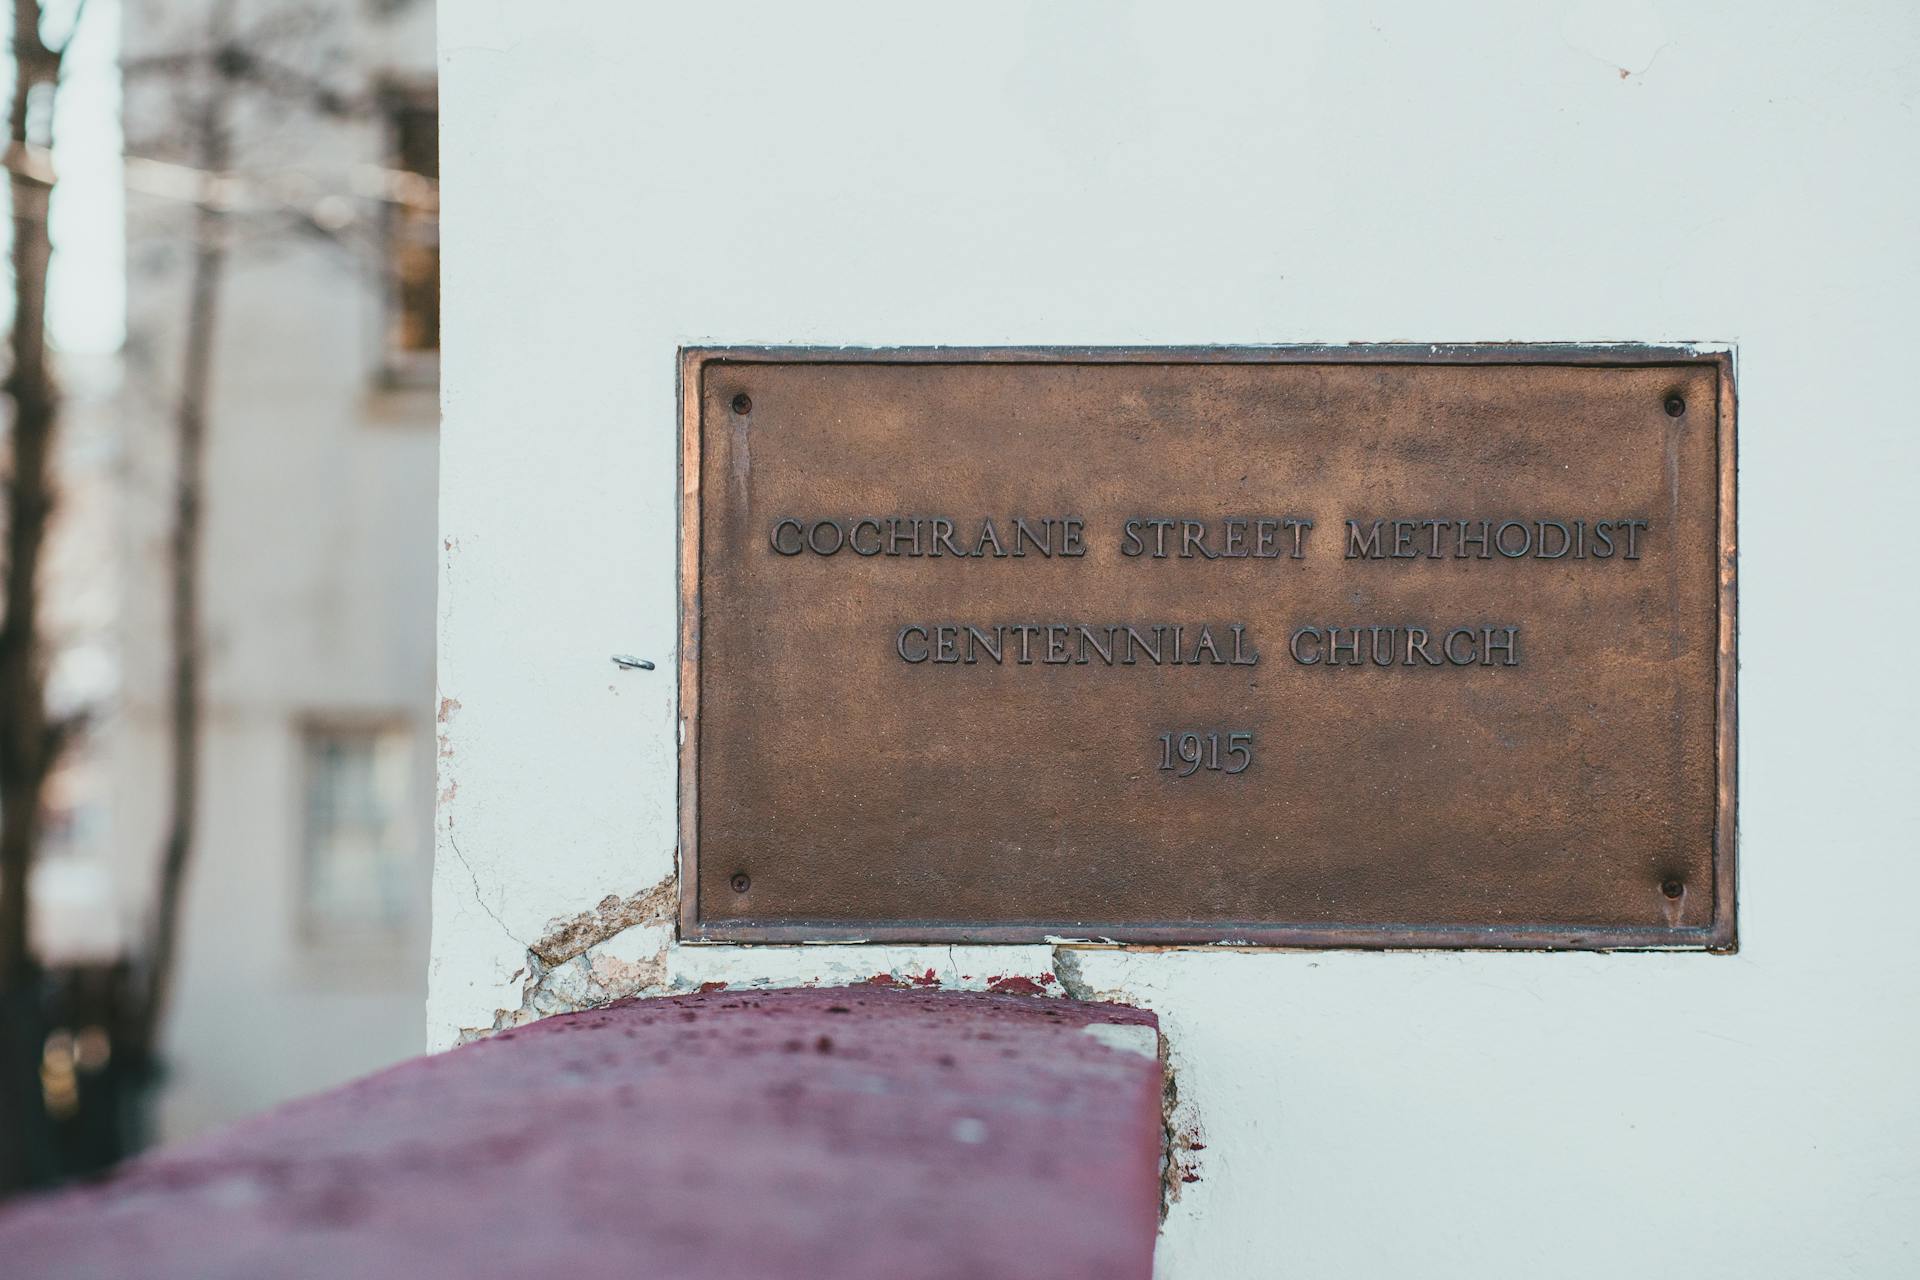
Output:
left=26, top=0, right=438, bottom=1153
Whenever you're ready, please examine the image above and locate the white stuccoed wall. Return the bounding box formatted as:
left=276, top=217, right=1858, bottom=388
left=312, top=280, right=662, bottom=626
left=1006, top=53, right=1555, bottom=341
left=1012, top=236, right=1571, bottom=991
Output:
left=433, top=2, right=1919, bottom=1274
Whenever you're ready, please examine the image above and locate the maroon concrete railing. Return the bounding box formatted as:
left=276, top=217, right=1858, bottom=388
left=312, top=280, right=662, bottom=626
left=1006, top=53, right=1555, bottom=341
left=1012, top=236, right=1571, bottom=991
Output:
left=0, top=986, right=1165, bottom=1278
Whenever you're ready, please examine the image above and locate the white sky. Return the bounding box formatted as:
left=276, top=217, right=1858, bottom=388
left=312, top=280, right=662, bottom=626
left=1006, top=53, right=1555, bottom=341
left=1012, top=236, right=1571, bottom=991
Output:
left=48, top=0, right=124, bottom=356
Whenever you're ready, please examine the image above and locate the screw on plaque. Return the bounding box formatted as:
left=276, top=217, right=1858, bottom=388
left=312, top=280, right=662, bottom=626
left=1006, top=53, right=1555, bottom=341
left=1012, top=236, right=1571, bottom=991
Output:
left=1661, top=877, right=1685, bottom=899
left=1664, top=394, right=1686, bottom=418
left=731, top=393, right=753, bottom=415
left=729, top=872, right=751, bottom=894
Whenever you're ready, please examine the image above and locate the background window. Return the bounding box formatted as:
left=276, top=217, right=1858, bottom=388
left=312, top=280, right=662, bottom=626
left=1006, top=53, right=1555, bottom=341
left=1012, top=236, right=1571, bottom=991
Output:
left=300, top=727, right=414, bottom=936
left=382, top=87, right=439, bottom=379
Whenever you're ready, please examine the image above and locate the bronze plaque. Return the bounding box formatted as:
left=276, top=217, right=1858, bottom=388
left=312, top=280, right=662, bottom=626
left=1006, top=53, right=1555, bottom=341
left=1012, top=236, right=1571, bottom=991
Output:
left=678, top=347, right=1735, bottom=949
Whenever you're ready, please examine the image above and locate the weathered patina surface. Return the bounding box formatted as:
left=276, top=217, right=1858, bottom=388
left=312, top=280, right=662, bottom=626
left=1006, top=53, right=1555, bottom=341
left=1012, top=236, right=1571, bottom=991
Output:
left=682, top=347, right=1735, bottom=948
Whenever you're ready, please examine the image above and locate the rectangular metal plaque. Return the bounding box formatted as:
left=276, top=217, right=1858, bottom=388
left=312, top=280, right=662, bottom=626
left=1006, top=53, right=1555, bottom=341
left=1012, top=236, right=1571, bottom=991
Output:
left=679, top=347, right=1735, bottom=949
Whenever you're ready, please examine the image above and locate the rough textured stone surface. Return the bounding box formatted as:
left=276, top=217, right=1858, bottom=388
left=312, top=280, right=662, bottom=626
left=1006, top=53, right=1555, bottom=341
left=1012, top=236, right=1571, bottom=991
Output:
left=0, top=987, right=1164, bottom=1279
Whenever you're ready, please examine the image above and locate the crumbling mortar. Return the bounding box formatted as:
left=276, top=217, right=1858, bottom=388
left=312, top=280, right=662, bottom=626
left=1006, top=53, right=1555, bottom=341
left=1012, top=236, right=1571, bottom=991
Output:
left=1051, top=947, right=1098, bottom=1001
left=1156, top=1051, right=1206, bottom=1218
left=530, top=878, right=677, bottom=966
left=456, top=875, right=681, bottom=1044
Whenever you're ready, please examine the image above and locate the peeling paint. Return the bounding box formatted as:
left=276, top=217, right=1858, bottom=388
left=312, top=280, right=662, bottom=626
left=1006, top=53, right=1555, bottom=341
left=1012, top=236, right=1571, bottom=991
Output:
left=435, top=695, right=461, bottom=805
left=531, top=877, right=676, bottom=966
left=458, top=920, right=671, bottom=1044
left=861, top=968, right=943, bottom=990
left=455, top=879, right=680, bottom=1043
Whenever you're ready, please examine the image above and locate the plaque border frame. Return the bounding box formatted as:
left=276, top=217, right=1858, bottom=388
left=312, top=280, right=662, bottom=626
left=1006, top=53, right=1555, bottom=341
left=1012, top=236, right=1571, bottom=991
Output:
left=676, top=344, right=1737, bottom=952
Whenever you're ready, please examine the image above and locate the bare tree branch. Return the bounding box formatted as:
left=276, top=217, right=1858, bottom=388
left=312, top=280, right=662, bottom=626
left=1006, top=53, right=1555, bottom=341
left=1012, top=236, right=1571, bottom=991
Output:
left=1, top=0, right=80, bottom=1194
left=2, top=0, right=70, bottom=996
left=129, top=0, right=239, bottom=1067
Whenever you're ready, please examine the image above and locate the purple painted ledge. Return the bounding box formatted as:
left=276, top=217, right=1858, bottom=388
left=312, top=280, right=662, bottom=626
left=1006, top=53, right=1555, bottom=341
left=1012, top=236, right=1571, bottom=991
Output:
left=0, top=986, right=1165, bottom=1279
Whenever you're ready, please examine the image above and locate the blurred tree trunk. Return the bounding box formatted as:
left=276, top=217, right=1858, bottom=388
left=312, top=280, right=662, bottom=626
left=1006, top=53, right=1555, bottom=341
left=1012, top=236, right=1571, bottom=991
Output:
left=129, top=66, right=229, bottom=1072
left=0, top=0, right=79, bottom=1194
